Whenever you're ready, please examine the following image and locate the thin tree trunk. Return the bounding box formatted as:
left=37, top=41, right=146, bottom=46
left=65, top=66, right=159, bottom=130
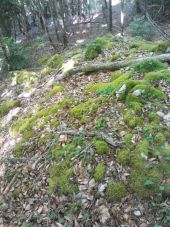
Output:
left=108, top=0, right=112, bottom=32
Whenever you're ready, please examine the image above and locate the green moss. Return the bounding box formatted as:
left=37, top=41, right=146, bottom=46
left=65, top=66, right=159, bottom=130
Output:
left=94, top=163, right=106, bottom=182
left=110, top=70, right=122, bottom=82
left=49, top=162, right=78, bottom=195
left=124, top=109, right=143, bottom=128
left=155, top=132, right=166, bottom=145
left=117, top=149, right=131, bottom=166
left=131, top=84, right=166, bottom=101
left=130, top=167, right=161, bottom=198
left=84, top=43, right=102, bottom=60
left=50, top=118, right=59, bottom=128
left=47, top=54, right=63, bottom=69
left=10, top=70, right=38, bottom=86
left=153, top=40, right=170, bottom=53
left=23, top=130, right=35, bottom=140
left=134, top=58, right=167, bottom=73
left=13, top=141, right=24, bottom=157
left=12, top=188, right=22, bottom=200
left=95, top=35, right=113, bottom=49
left=38, top=133, right=54, bottom=147
left=129, top=40, right=158, bottom=52
left=47, top=84, right=64, bottom=97
left=94, top=140, right=109, bottom=155
left=127, top=101, right=142, bottom=113
left=111, top=53, right=120, bottom=62
left=41, top=67, right=54, bottom=77
left=106, top=181, right=127, bottom=202
left=148, top=112, right=160, bottom=123
left=144, top=69, right=170, bottom=84
left=0, top=100, right=21, bottom=117
left=136, top=140, right=149, bottom=154
left=124, top=133, right=133, bottom=145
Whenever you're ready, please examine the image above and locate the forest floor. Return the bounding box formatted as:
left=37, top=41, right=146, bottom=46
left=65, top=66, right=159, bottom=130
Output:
left=0, top=35, right=170, bottom=227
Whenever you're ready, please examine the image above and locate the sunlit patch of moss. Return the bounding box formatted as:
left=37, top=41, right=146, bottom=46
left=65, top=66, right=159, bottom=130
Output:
left=9, top=70, right=39, bottom=87
left=50, top=118, right=59, bottom=128
left=94, top=163, right=106, bottom=182
left=131, top=84, right=166, bottom=101
left=0, top=100, right=21, bottom=117
left=117, top=149, right=131, bottom=166
left=136, top=140, right=149, bottom=155
left=129, top=40, right=158, bottom=52
left=86, top=72, right=131, bottom=95
left=40, top=67, right=54, bottom=77
left=148, top=112, right=160, bottom=123
left=144, top=69, right=170, bottom=84
left=13, top=141, right=24, bottom=157
left=124, top=109, right=143, bottom=128
left=106, top=181, right=127, bottom=202
left=47, top=54, right=64, bottom=69
left=134, top=58, right=167, bottom=73
left=49, top=162, right=78, bottom=195
left=110, top=70, right=122, bottom=82
left=94, top=140, right=109, bottom=155
left=47, top=83, right=64, bottom=97
left=130, top=167, right=161, bottom=198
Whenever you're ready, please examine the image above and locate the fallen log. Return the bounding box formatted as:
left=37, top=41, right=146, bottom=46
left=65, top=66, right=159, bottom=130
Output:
left=64, top=53, right=170, bottom=77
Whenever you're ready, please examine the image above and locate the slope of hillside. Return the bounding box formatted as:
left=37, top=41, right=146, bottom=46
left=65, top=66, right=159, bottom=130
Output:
left=0, top=35, right=170, bottom=226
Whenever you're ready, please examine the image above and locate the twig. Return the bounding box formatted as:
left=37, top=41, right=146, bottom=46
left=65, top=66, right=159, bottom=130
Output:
left=57, top=129, right=123, bottom=147
left=3, top=172, right=19, bottom=194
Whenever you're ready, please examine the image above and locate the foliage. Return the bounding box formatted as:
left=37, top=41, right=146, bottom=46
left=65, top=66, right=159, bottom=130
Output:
left=47, top=54, right=64, bottom=69
left=128, top=16, right=156, bottom=40
left=4, top=37, right=31, bottom=70
left=94, top=140, right=109, bottom=155
left=106, top=181, right=127, bottom=202
left=84, top=43, right=102, bottom=60
left=134, top=59, right=167, bottom=73
left=0, top=100, right=21, bottom=117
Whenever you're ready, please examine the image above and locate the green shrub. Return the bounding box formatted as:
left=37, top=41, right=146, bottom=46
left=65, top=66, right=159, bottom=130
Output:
left=3, top=37, right=30, bottom=70
left=134, top=59, right=167, bottom=73
left=84, top=43, right=102, bottom=60
left=128, top=16, right=156, bottom=40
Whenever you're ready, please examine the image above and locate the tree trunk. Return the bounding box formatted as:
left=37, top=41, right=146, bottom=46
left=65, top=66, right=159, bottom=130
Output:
left=108, top=0, right=112, bottom=32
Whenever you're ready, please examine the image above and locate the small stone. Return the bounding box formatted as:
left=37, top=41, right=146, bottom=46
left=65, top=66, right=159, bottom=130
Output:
left=58, top=134, right=67, bottom=142
left=98, top=205, right=111, bottom=223
left=133, top=209, right=141, bottom=217
left=88, top=179, right=96, bottom=188
left=132, top=89, right=144, bottom=96
left=156, top=111, right=164, bottom=118
left=98, top=184, right=107, bottom=194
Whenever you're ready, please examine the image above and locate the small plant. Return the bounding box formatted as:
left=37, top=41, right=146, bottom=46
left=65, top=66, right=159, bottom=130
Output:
left=106, top=181, right=127, bottom=202
left=128, top=16, right=156, bottom=40
left=94, top=163, right=106, bottom=182
left=84, top=42, right=102, bottom=60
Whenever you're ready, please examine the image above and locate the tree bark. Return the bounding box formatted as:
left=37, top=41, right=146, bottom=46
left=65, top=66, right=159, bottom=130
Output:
left=64, top=53, right=170, bottom=76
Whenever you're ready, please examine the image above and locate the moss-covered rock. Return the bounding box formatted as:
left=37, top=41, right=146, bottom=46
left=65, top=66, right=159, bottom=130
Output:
left=94, top=163, right=106, bottom=182
left=94, top=140, right=109, bottom=155
left=0, top=100, right=21, bottom=117
left=106, top=181, right=127, bottom=202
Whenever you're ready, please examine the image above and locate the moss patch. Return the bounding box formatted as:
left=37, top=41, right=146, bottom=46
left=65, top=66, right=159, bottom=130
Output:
left=106, top=181, right=127, bottom=202
left=94, top=163, right=106, bottom=182
left=47, top=54, right=63, bottom=69
left=144, top=69, right=170, bottom=84
left=47, top=84, right=64, bottom=97
left=0, top=100, right=21, bottom=117
left=94, top=140, right=109, bottom=155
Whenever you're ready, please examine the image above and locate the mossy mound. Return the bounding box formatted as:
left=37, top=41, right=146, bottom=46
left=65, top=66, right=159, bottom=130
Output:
left=94, top=163, right=106, bottom=182
left=134, top=58, right=167, bottom=73
left=46, top=54, right=64, bottom=69
left=0, top=100, right=21, bottom=117
left=49, top=162, right=78, bottom=195
left=94, top=140, right=109, bottom=155
left=47, top=83, right=64, bottom=97
left=124, top=109, right=143, bottom=128
left=144, top=69, right=170, bottom=84
left=84, top=43, right=102, bottom=60
left=9, top=70, right=39, bottom=87
left=106, top=181, right=127, bottom=202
